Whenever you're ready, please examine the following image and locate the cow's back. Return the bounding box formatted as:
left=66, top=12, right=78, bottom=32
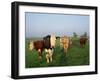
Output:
left=34, top=40, right=44, bottom=50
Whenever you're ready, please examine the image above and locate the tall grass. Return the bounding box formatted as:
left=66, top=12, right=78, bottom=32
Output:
left=25, top=37, right=89, bottom=68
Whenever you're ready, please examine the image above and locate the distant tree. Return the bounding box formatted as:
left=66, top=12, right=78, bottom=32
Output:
left=81, top=32, right=88, bottom=38
left=73, top=32, right=78, bottom=38
left=83, top=32, right=87, bottom=37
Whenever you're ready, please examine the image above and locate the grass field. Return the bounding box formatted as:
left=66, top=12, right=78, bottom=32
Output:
left=25, top=37, right=89, bottom=68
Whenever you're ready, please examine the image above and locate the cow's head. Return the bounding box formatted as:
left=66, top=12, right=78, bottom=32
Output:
left=50, top=34, right=56, bottom=48
left=29, top=41, right=34, bottom=51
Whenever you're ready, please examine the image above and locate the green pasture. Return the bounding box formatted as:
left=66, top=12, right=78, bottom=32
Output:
left=25, top=37, right=89, bottom=68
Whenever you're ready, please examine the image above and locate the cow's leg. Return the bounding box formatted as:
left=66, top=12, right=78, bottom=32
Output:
left=49, top=49, right=53, bottom=62
left=64, top=45, right=68, bottom=54
left=84, top=41, right=86, bottom=47
left=50, top=53, right=53, bottom=62
left=38, top=49, right=42, bottom=59
left=45, top=49, right=50, bottom=63
left=46, top=53, right=49, bottom=63
left=64, top=48, right=67, bottom=54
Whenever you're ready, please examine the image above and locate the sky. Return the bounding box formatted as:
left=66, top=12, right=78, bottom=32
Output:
left=25, top=12, right=89, bottom=38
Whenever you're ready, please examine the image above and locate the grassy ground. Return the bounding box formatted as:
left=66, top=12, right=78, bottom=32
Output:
left=25, top=37, right=89, bottom=68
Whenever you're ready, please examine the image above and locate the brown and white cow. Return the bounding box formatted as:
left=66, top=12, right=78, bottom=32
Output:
left=29, top=40, right=44, bottom=59
left=29, top=34, right=56, bottom=63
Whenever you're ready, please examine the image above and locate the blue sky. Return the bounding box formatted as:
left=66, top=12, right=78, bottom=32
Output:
left=25, top=12, right=89, bottom=38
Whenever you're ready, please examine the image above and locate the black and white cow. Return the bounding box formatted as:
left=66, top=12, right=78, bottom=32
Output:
left=43, top=34, right=56, bottom=63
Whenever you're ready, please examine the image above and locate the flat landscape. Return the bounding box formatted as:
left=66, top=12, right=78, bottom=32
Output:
left=25, top=37, right=89, bottom=68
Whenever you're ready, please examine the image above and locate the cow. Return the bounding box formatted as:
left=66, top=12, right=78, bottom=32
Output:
left=29, top=34, right=56, bottom=63
left=80, top=37, right=88, bottom=47
left=60, top=36, right=70, bottom=54
left=43, top=34, right=56, bottom=63
left=29, top=40, right=44, bottom=59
